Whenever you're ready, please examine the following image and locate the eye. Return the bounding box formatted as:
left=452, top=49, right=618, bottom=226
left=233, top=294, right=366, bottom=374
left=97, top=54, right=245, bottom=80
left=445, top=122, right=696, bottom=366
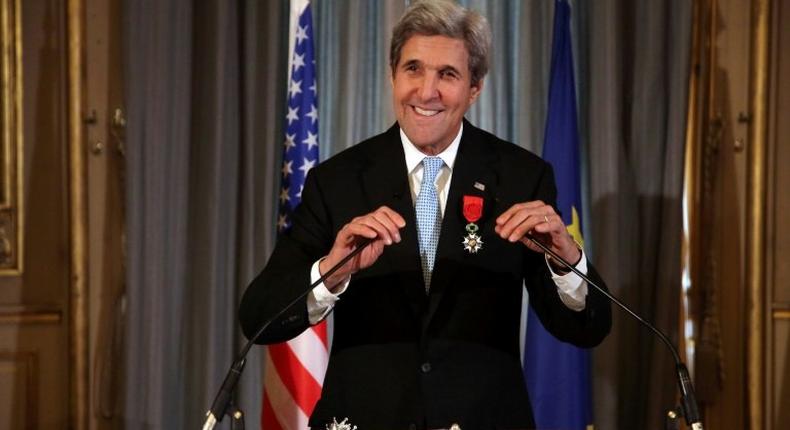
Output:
left=402, top=61, right=420, bottom=73
left=440, top=69, right=459, bottom=79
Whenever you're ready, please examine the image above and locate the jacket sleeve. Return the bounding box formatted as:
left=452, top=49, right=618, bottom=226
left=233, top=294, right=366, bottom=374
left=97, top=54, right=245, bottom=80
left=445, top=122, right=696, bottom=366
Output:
left=521, top=162, right=612, bottom=348
left=238, top=169, right=336, bottom=344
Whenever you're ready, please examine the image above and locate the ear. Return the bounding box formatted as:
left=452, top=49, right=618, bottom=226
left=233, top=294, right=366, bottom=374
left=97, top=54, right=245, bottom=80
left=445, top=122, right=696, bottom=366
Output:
left=469, top=79, right=484, bottom=103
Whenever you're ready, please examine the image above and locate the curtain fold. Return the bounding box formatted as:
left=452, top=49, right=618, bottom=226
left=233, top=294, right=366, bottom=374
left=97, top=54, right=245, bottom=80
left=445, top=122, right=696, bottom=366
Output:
left=123, top=0, right=288, bottom=427
left=122, top=1, right=690, bottom=429
left=578, top=0, right=692, bottom=428
left=123, top=0, right=194, bottom=427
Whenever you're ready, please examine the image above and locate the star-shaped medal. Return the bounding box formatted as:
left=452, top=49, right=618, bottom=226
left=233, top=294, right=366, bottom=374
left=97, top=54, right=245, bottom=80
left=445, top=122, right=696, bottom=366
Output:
left=462, top=232, right=484, bottom=253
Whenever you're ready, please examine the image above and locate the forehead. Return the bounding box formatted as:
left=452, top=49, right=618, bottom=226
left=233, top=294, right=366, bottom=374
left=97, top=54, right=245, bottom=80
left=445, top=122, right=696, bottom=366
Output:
left=398, top=35, right=470, bottom=70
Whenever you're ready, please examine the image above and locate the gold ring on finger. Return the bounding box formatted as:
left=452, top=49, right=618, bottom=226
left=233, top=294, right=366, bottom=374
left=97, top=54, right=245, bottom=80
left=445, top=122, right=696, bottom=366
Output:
left=544, top=215, right=550, bottom=224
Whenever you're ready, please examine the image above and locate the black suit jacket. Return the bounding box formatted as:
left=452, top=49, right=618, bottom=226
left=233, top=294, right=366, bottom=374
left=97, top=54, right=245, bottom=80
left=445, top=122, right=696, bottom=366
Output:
left=239, top=121, right=611, bottom=430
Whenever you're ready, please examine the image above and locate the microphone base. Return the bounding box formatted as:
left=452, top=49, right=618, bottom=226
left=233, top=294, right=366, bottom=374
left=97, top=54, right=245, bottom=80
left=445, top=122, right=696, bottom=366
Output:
left=663, top=405, right=704, bottom=430
left=202, top=413, right=217, bottom=430
left=665, top=407, right=681, bottom=430
left=202, top=403, right=245, bottom=430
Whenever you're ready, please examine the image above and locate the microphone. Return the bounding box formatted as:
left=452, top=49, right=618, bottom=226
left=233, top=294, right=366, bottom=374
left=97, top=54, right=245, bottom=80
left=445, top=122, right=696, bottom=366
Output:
left=524, top=234, right=704, bottom=430
left=202, top=237, right=374, bottom=430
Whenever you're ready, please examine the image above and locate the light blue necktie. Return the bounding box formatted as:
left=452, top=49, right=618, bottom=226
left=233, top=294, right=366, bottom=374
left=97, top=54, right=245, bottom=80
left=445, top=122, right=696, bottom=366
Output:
left=415, top=157, right=443, bottom=291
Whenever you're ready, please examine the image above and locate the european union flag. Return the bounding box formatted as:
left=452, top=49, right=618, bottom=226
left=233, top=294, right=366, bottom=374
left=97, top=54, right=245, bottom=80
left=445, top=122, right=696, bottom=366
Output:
left=524, top=1, right=592, bottom=429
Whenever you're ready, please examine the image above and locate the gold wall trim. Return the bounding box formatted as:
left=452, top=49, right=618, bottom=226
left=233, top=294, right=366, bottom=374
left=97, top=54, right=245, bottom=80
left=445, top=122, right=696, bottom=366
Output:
left=0, top=0, right=24, bottom=275
left=774, top=310, right=790, bottom=320
left=746, top=0, right=770, bottom=429
left=681, top=0, right=705, bottom=372
left=0, top=312, right=61, bottom=324
left=0, top=306, right=62, bottom=324
left=67, top=0, right=89, bottom=429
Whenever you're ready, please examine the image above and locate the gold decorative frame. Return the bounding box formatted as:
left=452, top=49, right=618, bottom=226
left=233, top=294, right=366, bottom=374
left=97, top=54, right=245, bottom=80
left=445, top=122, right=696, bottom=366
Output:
left=0, top=0, right=23, bottom=275
left=0, top=305, right=62, bottom=324
left=67, top=0, right=89, bottom=428
left=746, top=0, right=770, bottom=429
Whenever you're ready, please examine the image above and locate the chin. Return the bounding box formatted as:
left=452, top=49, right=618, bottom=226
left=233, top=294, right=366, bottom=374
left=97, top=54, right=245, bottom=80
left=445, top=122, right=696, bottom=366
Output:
left=406, top=128, right=439, bottom=145
left=410, top=136, right=440, bottom=149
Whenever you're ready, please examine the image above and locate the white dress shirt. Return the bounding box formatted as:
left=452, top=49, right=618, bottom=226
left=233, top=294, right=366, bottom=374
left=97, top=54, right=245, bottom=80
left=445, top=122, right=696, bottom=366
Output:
left=306, top=125, right=588, bottom=323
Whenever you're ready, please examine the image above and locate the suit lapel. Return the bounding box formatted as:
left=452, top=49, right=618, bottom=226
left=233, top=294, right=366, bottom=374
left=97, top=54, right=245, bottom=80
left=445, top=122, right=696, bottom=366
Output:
left=359, top=125, right=427, bottom=316
left=355, top=122, right=503, bottom=328
left=423, top=123, right=501, bottom=331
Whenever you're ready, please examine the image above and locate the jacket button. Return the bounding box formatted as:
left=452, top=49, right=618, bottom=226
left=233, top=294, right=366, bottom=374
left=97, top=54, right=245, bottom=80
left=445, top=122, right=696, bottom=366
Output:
left=420, top=362, right=432, bottom=373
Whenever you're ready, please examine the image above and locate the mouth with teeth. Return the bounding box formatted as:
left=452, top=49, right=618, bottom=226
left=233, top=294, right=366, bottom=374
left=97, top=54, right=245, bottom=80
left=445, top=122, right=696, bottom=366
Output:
left=413, top=105, right=443, bottom=117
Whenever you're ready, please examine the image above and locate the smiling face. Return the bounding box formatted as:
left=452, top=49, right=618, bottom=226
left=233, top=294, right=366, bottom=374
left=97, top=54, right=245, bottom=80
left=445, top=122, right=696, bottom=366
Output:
left=391, top=35, right=483, bottom=155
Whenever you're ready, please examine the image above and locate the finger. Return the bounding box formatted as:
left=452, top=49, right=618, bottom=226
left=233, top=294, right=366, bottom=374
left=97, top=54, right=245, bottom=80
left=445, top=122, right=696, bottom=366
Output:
left=500, top=209, right=552, bottom=241
left=364, top=240, right=385, bottom=258
left=496, top=203, right=535, bottom=236
left=495, top=200, right=548, bottom=226
left=376, top=206, right=407, bottom=228
left=520, top=232, right=556, bottom=251
left=497, top=209, right=530, bottom=239
left=495, top=203, right=525, bottom=226
left=519, top=235, right=545, bottom=253
left=507, top=216, right=545, bottom=242
left=532, top=213, right=563, bottom=234
left=518, top=236, right=551, bottom=257
left=355, top=216, right=396, bottom=245
left=371, top=209, right=403, bottom=243
left=341, top=223, right=379, bottom=244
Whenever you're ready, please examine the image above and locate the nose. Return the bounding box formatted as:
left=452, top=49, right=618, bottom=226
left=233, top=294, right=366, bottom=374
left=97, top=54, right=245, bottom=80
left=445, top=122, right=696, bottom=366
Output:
left=418, top=73, right=440, bottom=102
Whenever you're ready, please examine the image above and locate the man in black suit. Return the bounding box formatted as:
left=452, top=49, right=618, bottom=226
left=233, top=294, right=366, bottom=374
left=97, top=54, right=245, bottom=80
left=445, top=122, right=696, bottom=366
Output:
left=240, top=1, right=611, bottom=429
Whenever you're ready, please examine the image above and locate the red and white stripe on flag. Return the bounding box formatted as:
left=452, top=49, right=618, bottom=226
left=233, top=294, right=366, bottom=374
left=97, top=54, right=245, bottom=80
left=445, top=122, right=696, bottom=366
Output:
left=262, top=324, right=328, bottom=429
left=263, top=0, right=328, bottom=429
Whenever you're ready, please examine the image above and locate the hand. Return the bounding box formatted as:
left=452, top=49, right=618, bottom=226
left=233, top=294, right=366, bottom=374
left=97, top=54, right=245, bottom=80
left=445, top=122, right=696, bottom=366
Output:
left=319, top=206, right=406, bottom=289
left=494, top=200, right=580, bottom=265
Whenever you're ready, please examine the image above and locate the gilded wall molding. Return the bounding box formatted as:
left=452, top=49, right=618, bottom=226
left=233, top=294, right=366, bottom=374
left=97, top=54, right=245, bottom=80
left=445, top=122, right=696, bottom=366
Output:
left=746, top=0, right=770, bottom=428
left=0, top=0, right=23, bottom=275
left=0, top=305, right=62, bottom=324
left=67, top=0, right=89, bottom=428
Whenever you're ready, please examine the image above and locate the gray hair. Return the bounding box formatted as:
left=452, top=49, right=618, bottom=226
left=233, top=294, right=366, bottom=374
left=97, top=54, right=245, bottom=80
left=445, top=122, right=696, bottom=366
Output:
left=390, top=0, right=492, bottom=86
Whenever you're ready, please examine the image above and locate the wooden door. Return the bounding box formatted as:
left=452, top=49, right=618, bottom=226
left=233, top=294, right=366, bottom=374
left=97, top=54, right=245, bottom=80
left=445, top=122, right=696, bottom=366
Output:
left=0, top=0, right=84, bottom=428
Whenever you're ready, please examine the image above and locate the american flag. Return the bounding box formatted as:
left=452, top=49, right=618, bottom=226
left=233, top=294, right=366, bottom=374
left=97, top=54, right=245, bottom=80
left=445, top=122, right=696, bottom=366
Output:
left=262, top=1, right=328, bottom=428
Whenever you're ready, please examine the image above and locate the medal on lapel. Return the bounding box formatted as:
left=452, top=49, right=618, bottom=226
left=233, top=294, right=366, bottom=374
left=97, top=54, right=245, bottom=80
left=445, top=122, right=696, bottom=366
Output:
left=462, top=195, right=484, bottom=253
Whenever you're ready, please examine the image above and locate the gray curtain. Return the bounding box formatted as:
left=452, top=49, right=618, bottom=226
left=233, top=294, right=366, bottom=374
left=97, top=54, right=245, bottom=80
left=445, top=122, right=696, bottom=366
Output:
left=576, top=1, right=692, bottom=428
left=123, top=0, right=289, bottom=427
left=122, top=1, right=690, bottom=429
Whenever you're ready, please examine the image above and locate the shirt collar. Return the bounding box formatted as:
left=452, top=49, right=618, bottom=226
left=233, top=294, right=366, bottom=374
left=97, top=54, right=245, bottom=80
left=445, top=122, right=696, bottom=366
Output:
left=400, top=123, right=463, bottom=174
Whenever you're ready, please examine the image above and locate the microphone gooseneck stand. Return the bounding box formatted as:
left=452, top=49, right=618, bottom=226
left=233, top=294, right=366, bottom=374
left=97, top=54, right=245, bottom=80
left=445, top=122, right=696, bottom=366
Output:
left=204, top=233, right=704, bottom=430
left=525, top=235, right=704, bottom=430
left=202, top=239, right=374, bottom=430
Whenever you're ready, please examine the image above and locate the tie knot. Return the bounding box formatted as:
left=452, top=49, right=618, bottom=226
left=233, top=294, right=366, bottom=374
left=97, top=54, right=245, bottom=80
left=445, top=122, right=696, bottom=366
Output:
left=422, top=157, right=443, bottom=184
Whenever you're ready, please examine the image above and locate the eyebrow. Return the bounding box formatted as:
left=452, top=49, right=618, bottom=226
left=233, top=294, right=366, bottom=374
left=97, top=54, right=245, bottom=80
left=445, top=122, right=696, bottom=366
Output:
left=401, top=59, right=462, bottom=76
left=439, top=65, right=461, bottom=75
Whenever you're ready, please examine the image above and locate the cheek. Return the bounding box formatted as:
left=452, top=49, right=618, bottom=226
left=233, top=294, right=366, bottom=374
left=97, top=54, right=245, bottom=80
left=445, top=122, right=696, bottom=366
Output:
left=394, top=88, right=411, bottom=107
left=439, top=86, right=466, bottom=108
